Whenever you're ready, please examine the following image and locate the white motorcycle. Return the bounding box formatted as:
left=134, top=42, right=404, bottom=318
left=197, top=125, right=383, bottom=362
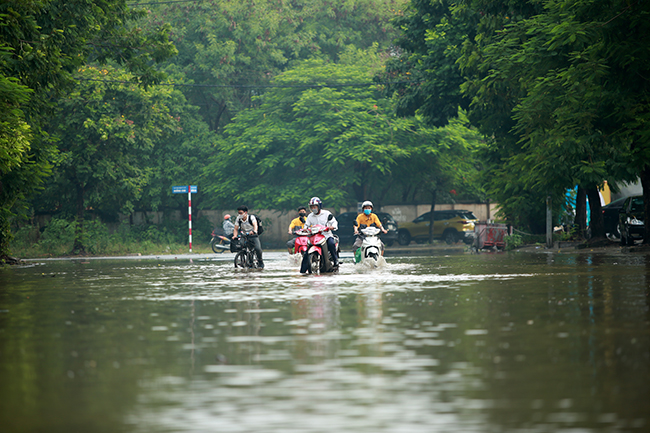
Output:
left=354, top=226, right=386, bottom=267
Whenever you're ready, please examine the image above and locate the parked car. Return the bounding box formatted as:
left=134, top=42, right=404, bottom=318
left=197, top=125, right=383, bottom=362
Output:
left=619, top=195, right=645, bottom=246
left=335, top=211, right=399, bottom=246
left=397, top=210, right=478, bottom=245
left=601, top=196, right=627, bottom=238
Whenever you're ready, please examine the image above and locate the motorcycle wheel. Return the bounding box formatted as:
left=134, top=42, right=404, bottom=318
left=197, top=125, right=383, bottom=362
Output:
left=212, top=238, right=227, bottom=254
left=310, top=252, right=320, bottom=274
left=234, top=251, right=247, bottom=268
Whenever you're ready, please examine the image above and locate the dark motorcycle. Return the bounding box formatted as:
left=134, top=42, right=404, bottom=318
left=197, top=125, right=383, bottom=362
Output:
left=210, top=228, right=231, bottom=253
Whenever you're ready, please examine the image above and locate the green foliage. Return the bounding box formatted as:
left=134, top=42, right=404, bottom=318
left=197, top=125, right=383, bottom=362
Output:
left=203, top=51, right=413, bottom=209
left=201, top=46, right=487, bottom=211
left=32, top=66, right=186, bottom=252
left=386, top=0, right=650, bottom=233
left=0, top=0, right=177, bottom=258
left=10, top=217, right=214, bottom=258
left=504, top=233, right=523, bottom=251
left=383, top=0, right=476, bottom=126
left=37, top=218, right=77, bottom=255
left=142, top=0, right=406, bottom=131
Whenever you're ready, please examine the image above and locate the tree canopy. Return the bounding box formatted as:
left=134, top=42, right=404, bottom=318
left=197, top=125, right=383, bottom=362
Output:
left=387, top=0, right=650, bottom=237
left=0, top=0, right=176, bottom=258
left=141, top=0, right=407, bottom=132
left=203, top=48, right=485, bottom=213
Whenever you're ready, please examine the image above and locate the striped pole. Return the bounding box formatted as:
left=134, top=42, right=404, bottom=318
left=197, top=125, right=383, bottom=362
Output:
left=188, top=185, right=192, bottom=252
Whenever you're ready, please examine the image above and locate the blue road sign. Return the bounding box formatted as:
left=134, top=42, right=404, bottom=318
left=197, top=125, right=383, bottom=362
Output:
left=172, top=185, right=198, bottom=194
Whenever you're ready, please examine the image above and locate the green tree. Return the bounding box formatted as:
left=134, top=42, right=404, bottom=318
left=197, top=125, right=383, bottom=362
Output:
left=203, top=49, right=417, bottom=209
left=456, top=0, right=648, bottom=238
left=0, top=0, right=176, bottom=260
left=203, top=47, right=485, bottom=217
left=383, top=0, right=477, bottom=127
left=38, top=67, right=181, bottom=253
left=391, top=110, right=486, bottom=242
left=142, top=0, right=406, bottom=131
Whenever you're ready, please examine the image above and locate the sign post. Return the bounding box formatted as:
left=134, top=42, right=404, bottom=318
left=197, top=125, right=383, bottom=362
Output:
left=172, top=185, right=198, bottom=252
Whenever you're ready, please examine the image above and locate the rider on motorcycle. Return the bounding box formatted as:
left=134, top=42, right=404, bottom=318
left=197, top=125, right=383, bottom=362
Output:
left=353, top=201, right=388, bottom=253
left=304, top=197, right=339, bottom=267
left=287, top=206, right=308, bottom=253
left=232, top=206, right=264, bottom=269
left=222, top=214, right=235, bottom=239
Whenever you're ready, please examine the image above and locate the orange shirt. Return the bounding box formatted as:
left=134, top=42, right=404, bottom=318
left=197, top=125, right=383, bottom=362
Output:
left=355, top=213, right=382, bottom=229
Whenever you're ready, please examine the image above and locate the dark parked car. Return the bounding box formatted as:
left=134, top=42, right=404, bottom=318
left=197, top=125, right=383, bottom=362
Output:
left=618, top=195, right=645, bottom=246
left=601, top=196, right=627, bottom=238
left=335, top=211, right=398, bottom=246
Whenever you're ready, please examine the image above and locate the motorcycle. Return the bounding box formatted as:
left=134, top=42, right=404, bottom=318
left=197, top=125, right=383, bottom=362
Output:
left=299, top=224, right=340, bottom=274
left=354, top=225, right=386, bottom=268
left=288, top=228, right=311, bottom=265
left=210, top=228, right=232, bottom=253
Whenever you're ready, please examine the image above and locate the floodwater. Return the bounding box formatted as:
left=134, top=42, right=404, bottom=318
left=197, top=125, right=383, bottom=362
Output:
left=1, top=249, right=649, bottom=433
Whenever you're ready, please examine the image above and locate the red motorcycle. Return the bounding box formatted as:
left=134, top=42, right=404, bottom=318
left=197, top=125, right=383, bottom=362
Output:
left=299, top=224, right=339, bottom=274
left=292, top=228, right=311, bottom=256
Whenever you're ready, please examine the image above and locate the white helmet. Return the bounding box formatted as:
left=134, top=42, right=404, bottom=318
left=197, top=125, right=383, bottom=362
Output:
left=309, top=197, right=322, bottom=210
left=361, top=200, right=373, bottom=209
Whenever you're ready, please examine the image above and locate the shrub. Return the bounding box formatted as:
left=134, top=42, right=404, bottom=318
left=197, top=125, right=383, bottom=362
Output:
left=504, top=234, right=523, bottom=251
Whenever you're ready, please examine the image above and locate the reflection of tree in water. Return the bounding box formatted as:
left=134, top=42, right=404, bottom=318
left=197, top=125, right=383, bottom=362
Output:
left=478, top=253, right=650, bottom=431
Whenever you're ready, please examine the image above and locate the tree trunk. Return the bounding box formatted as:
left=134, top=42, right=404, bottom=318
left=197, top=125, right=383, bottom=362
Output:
left=72, top=183, right=86, bottom=254
left=641, top=164, right=650, bottom=244
left=586, top=185, right=605, bottom=239
left=575, top=186, right=587, bottom=239
left=401, top=185, right=412, bottom=203
left=428, top=189, right=437, bottom=244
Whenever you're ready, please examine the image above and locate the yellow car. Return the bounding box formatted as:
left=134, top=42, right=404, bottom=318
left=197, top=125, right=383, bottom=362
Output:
left=397, top=210, right=478, bottom=245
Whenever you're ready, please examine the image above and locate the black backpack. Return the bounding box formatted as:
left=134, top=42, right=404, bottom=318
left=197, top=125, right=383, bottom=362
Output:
left=239, top=214, right=264, bottom=235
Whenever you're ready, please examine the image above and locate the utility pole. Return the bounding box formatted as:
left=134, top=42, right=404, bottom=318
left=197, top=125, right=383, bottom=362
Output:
left=546, top=196, right=553, bottom=248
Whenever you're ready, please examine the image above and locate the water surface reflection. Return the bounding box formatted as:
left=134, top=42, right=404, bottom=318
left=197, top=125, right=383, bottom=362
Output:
left=1, top=251, right=649, bottom=432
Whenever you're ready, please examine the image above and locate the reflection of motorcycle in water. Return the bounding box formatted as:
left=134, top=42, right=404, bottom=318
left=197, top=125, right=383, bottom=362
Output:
left=210, top=228, right=231, bottom=253
left=355, top=226, right=386, bottom=268
left=288, top=229, right=311, bottom=265
left=299, top=224, right=340, bottom=274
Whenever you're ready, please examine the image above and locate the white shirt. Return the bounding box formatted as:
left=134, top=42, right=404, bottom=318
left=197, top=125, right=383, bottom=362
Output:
left=304, top=210, right=338, bottom=239
left=235, top=214, right=257, bottom=234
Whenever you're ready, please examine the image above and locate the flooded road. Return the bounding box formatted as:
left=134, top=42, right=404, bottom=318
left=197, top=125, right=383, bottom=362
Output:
left=1, top=250, right=649, bottom=432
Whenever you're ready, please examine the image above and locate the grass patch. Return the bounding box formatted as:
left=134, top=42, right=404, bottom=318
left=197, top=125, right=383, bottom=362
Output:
left=10, top=217, right=215, bottom=258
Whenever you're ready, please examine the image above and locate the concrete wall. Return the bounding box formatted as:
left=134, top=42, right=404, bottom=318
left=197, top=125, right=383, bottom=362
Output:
left=199, top=203, right=500, bottom=247
left=34, top=203, right=499, bottom=248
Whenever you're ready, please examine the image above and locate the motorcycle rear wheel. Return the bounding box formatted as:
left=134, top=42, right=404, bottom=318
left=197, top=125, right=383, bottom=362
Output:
left=212, top=238, right=227, bottom=253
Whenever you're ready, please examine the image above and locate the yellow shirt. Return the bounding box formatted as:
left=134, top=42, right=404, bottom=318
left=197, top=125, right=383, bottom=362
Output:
left=355, top=213, right=382, bottom=230
left=289, top=216, right=306, bottom=232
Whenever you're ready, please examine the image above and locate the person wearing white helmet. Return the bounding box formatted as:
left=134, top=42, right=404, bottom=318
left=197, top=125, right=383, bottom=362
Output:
left=353, top=200, right=387, bottom=252
left=222, top=214, right=235, bottom=238
left=304, top=197, right=339, bottom=267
